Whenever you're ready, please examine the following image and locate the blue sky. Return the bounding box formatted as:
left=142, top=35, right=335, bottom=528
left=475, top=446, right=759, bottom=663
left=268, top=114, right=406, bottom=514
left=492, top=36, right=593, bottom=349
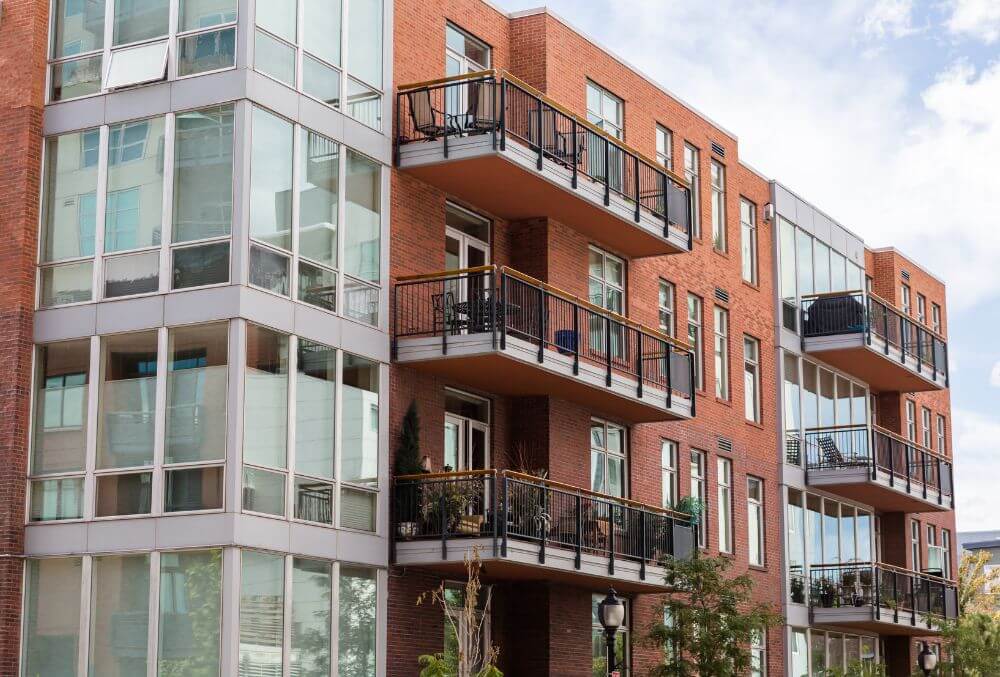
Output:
left=498, top=0, right=1000, bottom=531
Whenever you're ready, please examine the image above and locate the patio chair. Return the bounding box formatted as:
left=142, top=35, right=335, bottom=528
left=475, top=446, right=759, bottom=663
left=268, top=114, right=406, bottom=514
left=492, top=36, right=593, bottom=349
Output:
left=406, top=89, right=449, bottom=139
left=466, top=80, right=500, bottom=133
left=817, top=435, right=846, bottom=466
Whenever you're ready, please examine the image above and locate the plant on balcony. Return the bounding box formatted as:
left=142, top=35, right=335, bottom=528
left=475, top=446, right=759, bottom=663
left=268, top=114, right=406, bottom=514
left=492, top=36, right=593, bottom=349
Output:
left=647, top=554, right=781, bottom=677
left=816, top=577, right=839, bottom=608
left=396, top=401, right=425, bottom=539
left=420, top=480, right=482, bottom=535
left=790, top=576, right=806, bottom=604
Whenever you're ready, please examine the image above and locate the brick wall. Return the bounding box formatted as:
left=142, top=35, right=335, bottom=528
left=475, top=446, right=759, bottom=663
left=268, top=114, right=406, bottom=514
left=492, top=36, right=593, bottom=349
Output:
left=0, top=1, right=48, bottom=673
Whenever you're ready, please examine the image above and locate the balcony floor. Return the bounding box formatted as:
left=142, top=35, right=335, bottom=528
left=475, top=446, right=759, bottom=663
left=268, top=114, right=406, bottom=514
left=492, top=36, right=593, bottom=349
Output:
left=394, top=332, right=692, bottom=423
left=812, top=606, right=942, bottom=636
left=808, top=466, right=952, bottom=513
left=802, top=333, right=946, bottom=392
left=398, top=133, right=689, bottom=258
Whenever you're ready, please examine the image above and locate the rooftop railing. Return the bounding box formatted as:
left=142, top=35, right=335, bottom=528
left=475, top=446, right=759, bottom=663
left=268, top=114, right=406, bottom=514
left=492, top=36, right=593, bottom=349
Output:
left=392, top=266, right=695, bottom=413
left=800, top=291, right=948, bottom=385
left=395, top=70, right=693, bottom=247
left=392, top=469, right=695, bottom=580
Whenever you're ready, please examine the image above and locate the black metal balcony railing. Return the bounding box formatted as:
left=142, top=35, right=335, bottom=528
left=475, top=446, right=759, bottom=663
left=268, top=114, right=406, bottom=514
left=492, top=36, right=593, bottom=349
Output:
left=393, top=266, right=696, bottom=413
left=800, top=291, right=948, bottom=385
left=809, top=563, right=958, bottom=629
left=393, top=470, right=695, bottom=581
left=794, top=425, right=954, bottom=507
left=395, top=70, right=693, bottom=247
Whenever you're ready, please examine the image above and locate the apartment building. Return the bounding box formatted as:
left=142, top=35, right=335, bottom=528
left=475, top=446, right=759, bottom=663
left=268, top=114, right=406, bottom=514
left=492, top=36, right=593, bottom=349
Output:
left=1, top=0, right=393, bottom=674
left=0, top=1, right=958, bottom=677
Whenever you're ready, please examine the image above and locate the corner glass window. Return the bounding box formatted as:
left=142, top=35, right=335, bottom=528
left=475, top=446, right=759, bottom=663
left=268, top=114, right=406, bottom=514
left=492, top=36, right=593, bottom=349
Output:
left=97, top=331, right=158, bottom=470
left=113, top=0, right=169, bottom=45
left=157, top=550, right=222, bottom=674
left=22, top=558, right=83, bottom=675
left=166, top=323, right=228, bottom=464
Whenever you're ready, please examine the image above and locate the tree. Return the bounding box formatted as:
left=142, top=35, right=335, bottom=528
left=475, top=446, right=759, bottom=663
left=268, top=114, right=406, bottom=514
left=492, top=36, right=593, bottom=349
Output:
left=396, top=401, right=425, bottom=476
left=934, top=550, right=1000, bottom=676
left=417, top=547, right=502, bottom=677
left=646, top=554, right=782, bottom=676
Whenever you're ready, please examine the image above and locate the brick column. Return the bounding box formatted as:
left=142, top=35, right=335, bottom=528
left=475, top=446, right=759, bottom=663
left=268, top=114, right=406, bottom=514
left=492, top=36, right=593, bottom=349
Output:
left=0, top=0, right=49, bottom=672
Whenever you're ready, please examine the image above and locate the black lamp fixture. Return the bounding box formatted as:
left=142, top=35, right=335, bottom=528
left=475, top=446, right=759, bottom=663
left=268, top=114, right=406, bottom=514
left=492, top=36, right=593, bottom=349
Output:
left=597, top=588, right=625, bottom=677
left=917, top=641, right=938, bottom=676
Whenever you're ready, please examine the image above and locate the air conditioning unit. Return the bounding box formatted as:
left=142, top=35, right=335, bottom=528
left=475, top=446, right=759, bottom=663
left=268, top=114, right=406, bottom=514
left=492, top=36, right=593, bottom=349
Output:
left=764, top=203, right=775, bottom=221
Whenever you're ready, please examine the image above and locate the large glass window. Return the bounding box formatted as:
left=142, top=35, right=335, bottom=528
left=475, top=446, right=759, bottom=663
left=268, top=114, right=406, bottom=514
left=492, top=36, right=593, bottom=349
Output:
left=32, top=340, right=90, bottom=476
left=344, top=150, right=381, bottom=321
left=22, top=557, right=83, bottom=676
left=740, top=198, right=757, bottom=283
left=713, top=306, right=729, bottom=400
left=717, top=457, right=732, bottom=553
left=684, top=144, right=700, bottom=239
left=97, top=331, right=158, bottom=470
left=341, top=353, right=379, bottom=529
left=105, top=117, right=166, bottom=254
left=590, top=419, right=626, bottom=498
left=687, top=294, right=703, bottom=391
left=173, top=104, right=235, bottom=245
left=89, top=554, right=150, bottom=676
left=296, top=340, right=336, bottom=524
left=339, top=567, right=378, bottom=676
left=240, top=550, right=286, bottom=675
left=291, top=558, right=332, bottom=676
left=748, top=477, right=764, bottom=566
left=166, top=323, right=228, bottom=464
left=250, top=108, right=295, bottom=265
left=690, top=449, right=706, bottom=548
left=658, top=279, right=674, bottom=337
left=744, top=336, right=760, bottom=423
left=158, top=549, right=222, bottom=675
left=710, top=160, right=726, bottom=252
left=661, top=439, right=677, bottom=508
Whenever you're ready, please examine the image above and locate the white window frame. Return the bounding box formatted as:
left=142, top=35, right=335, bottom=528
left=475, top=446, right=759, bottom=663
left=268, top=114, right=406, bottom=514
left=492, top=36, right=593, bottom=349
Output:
left=936, top=415, right=946, bottom=455
left=740, top=197, right=757, bottom=283
left=656, top=124, right=672, bottom=170
left=911, top=519, right=921, bottom=570
left=590, top=418, right=627, bottom=498
left=445, top=22, right=491, bottom=73
left=687, top=294, right=703, bottom=391
left=586, top=80, right=623, bottom=139
left=932, top=303, right=942, bottom=333
left=942, top=529, right=952, bottom=579
left=661, top=439, right=677, bottom=508
left=906, top=400, right=917, bottom=442
left=901, top=283, right=912, bottom=315
left=922, top=407, right=932, bottom=449
left=690, top=449, right=707, bottom=548
left=751, top=629, right=766, bottom=677
left=714, top=306, right=729, bottom=400
left=717, top=457, right=733, bottom=554
left=917, top=293, right=927, bottom=325
left=747, top=476, right=764, bottom=566
left=743, top=336, right=760, bottom=423
left=658, top=279, right=674, bottom=337
left=683, top=144, right=700, bottom=239
left=710, top=160, right=726, bottom=253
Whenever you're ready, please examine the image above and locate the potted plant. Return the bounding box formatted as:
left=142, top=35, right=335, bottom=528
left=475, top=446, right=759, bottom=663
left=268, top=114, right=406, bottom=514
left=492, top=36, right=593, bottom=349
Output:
left=818, top=577, right=839, bottom=607
left=790, top=576, right=806, bottom=604
left=420, top=480, right=482, bottom=535
left=395, top=402, right=426, bottom=539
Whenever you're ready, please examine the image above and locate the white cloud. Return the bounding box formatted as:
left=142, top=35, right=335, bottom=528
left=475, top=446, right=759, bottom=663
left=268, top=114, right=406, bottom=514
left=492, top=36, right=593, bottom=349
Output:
left=952, top=409, right=1000, bottom=530
left=862, top=0, right=917, bottom=39
left=946, top=0, right=1000, bottom=43
left=990, top=360, right=1000, bottom=387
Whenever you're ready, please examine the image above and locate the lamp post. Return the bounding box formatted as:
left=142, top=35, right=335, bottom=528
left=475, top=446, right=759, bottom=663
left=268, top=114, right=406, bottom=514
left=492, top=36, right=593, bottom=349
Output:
left=917, top=641, right=938, bottom=676
left=597, top=588, right=625, bottom=677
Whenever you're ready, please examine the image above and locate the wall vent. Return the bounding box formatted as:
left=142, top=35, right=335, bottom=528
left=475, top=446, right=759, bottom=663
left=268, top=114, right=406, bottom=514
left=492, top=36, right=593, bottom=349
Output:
left=717, top=437, right=733, bottom=453
left=714, top=287, right=730, bottom=303
left=711, top=141, right=726, bottom=157
left=901, top=270, right=911, bottom=281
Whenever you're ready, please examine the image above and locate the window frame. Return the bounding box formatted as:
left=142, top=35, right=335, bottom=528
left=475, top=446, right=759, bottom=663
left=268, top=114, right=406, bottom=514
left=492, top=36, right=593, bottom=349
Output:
left=921, top=407, right=932, bottom=449
left=713, top=305, right=729, bottom=400
left=683, top=144, right=700, bottom=239
left=710, top=159, right=726, bottom=253
left=661, top=439, right=678, bottom=508
left=743, top=335, right=761, bottom=423
left=590, top=418, right=628, bottom=499
left=740, top=197, right=757, bottom=284
left=585, top=80, right=624, bottom=139
left=687, top=294, right=703, bottom=391
left=658, top=279, right=674, bottom=337
left=655, top=124, right=673, bottom=170
left=690, top=449, right=707, bottom=548
left=717, top=456, right=733, bottom=554
left=936, top=415, right=947, bottom=455
left=747, top=476, right=764, bottom=566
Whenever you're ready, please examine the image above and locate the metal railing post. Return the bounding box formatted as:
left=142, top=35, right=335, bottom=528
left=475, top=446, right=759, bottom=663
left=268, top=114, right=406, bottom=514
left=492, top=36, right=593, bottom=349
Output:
left=571, top=118, right=578, bottom=189
left=572, top=304, right=580, bottom=375
left=605, top=316, right=613, bottom=387
left=665, top=346, right=673, bottom=409
left=499, top=271, right=507, bottom=351
left=536, top=97, right=544, bottom=170
left=882, top=302, right=890, bottom=355
left=491, top=474, right=499, bottom=557
left=394, top=92, right=401, bottom=167
left=887, top=436, right=895, bottom=487
left=916, top=327, right=924, bottom=374
left=892, top=572, right=899, bottom=623
left=634, top=155, right=641, bottom=222
left=922, top=449, right=928, bottom=499
left=870, top=429, right=877, bottom=481
left=608, top=504, right=616, bottom=575
left=490, top=269, right=498, bottom=351
left=490, top=78, right=498, bottom=152
left=501, top=475, right=509, bottom=557
left=440, top=491, right=448, bottom=560
left=636, top=330, right=644, bottom=399
left=874, top=566, right=882, bottom=620
left=537, top=285, right=546, bottom=363
left=499, top=79, right=506, bottom=152
left=574, top=494, right=583, bottom=570
left=906, top=443, right=913, bottom=493
left=639, top=510, right=647, bottom=581
left=538, top=484, right=547, bottom=564
left=603, top=138, right=611, bottom=206
left=441, top=279, right=449, bottom=356
left=899, top=315, right=907, bottom=363
left=661, top=173, right=670, bottom=237
left=689, top=354, right=697, bottom=417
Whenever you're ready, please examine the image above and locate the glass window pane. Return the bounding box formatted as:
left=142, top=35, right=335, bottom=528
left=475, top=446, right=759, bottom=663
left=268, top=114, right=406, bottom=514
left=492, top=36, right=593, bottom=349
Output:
left=299, top=130, right=339, bottom=267
left=113, top=0, right=169, bottom=45
left=303, top=54, right=342, bottom=106
left=243, top=466, right=286, bottom=515
left=345, top=77, right=382, bottom=130
left=292, top=558, right=332, bottom=676
left=105, top=117, right=164, bottom=252
left=41, top=261, right=93, bottom=306
left=344, top=151, right=380, bottom=282
left=249, top=244, right=290, bottom=295
left=105, top=251, right=160, bottom=297
left=104, top=40, right=168, bottom=89
left=98, top=331, right=158, bottom=469
left=256, top=0, right=296, bottom=42
left=295, top=477, right=333, bottom=524
left=340, top=487, right=375, bottom=531
left=339, top=567, right=377, bottom=677
left=51, top=0, right=105, bottom=58
left=239, top=551, right=285, bottom=675
left=163, top=466, right=223, bottom=511
left=796, top=229, right=813, bottom=297
left=96, top=472, right=152, bottom=516
left=166, top=323, right=228, bottom=464
left=296, top=340, right=336, bottom=479
left=50, top=56, right=104, bottom=101
left=347, top=0, right=382, bottom=87
left=33, top=340, right=90, bottom=474
left=178, top=27, right=236, bottom=76
left=254, top=29, right=296, bottom=86
left=179, top=0, right=237, bottom=32
left=172, top=104, right=234, bottom=242
left=250, top=108, right=293, bottom=250
left=303, top=0, right=341, bottom=65
left=814, top=241, right=831, bottom=294
left=831, top=251, right=846, bottom=292
left=245, top=325, right=289, bottom=468
left=172, top=242, right=230, bottom=288
left=780, top=218, right=796, bottom=299
left=343, top=277, right=378, bottom=325
left=341, top=353, right=378, bottom=485
left=22, top=557, right=82, bottom=677
left=41, top=130, right=99, bottom=262
left=299, top=262, right=337, bottom=312
left=89, top=554, right=150, bottom=677
left=29, top=477, right=84, bottom=521
left=157, top=549, right=222, bottom=676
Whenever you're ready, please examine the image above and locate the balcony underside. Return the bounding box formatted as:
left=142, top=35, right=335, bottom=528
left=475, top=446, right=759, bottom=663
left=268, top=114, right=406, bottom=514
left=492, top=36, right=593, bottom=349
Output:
left=802, top=334, right=946, bottom=392
left=812, top=606, right=942, bottom=637
left=394, top=536, right=673, bottom=594
left=398, top=134, right=689, bottom=258
left=394, top=333, right=692, bottom=423
left=808, top=466, right=952, bottom=513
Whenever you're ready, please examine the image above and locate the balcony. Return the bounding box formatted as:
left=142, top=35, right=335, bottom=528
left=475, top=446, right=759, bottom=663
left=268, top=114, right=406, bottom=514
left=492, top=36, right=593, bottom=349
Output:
left=792, top=425, right=953, bottom=513
left=392, top=266, right=695, bottom=423
left=395, top=71, right=693, bottom=258
left=801, top=292, right=948, bottom=392
left=392, top=470, right=695, bottom=593
left=809, top=563, right=957, bottom=635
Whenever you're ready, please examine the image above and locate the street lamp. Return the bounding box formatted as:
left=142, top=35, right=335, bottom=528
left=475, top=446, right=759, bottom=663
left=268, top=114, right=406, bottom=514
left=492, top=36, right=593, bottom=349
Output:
left=917, top=641, right=938, bottom=676
left=597, top=588, right=625, bottom=677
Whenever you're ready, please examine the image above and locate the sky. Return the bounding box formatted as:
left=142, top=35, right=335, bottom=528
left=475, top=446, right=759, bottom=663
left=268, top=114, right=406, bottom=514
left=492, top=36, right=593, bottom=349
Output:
left=497, top=0, right=1000, bottom=532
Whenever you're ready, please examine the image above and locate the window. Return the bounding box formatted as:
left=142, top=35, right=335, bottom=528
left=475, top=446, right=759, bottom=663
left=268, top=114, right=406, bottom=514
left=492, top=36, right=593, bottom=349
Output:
left=710, top=160, right=726, bottom=252
left=159, top=550, right=223, bottom=673
left=717, top=457, right=733, bottom=553
left=240, top=550, right=285, bottom=671
left=254, top=0, right=383, bottom=129
left=90, top=554, right=151, bottom=674
left=911, top=519, right=921, bottom=569
left=295, top=340, right=336, bottom=524
left=740, top=198, right=757, bottom=283
left=744, top=336, right=760, bottom=422
left=791, top=629, right=808, bottom=677
left=932, top=303, right=942, bottom=333
left=591, top=420, right=627, bottom=498
left=917, top=293, right=927, bottom=325
left=713, top=306, right=729, bottom=400
left=690, top=450, right=707, bottom=548
left=658, top=279, right=674, bottom=336
left=341, top=352, right=380, bottom=529
left=661, top=440, right=677, bottom=508
left=937, top=415, right=947, bottom=455
left=942, top=529, right=952, bottom=579
left=901, top=283, right=912, bottom=315
left=292, top=557, right=332, bottom=675
left=297, top=128, right=340, bottom=301
left=446, top=23, right=490, bottom=73
left=656, top=125, right=672, bottom=169
left=340, top=567, right=378, bottom=675
left=586, top=81, right=623, bottom=139
left=589, top=247, right=626, bottom=358
left=592, top=594, right=629, bottom=676
left=751, top=630, right=766, bottom=677
left=922, top=407, right=932, bottom=448
left=244, top=324, right=289, bottom=515
left=748, top=477, right=764, bottom=566
left=22, top=557, right=83, bottom=675
left=906, top=400, right=917, bottom=441
left=684, top=144, right=700, bottom=239
left=97, top=331, right=158, bottom=470
left=687, top=295, right=703, bottom=390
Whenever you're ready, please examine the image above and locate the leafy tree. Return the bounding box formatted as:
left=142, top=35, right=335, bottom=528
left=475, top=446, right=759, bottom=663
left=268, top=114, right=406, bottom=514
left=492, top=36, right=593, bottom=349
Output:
left=396, top=401, right=424, bottom=476
left=646, top=553, right=782, bottom=676
left=934, top=550, right=1000, bottom=676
